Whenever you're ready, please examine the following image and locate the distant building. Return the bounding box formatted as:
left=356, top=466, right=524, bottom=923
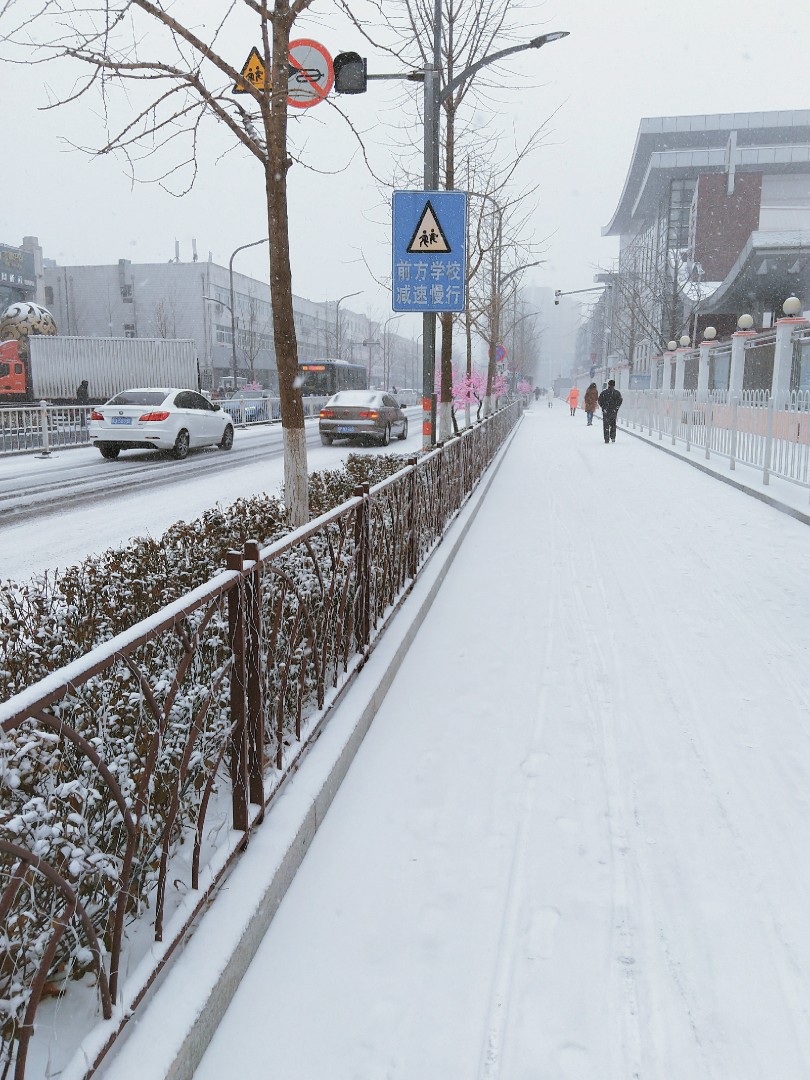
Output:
left=42, top=255, right=380, bottom=391
left=599, top=110, right=810, bottom=386
left=0, top=237, right=43, bottom=310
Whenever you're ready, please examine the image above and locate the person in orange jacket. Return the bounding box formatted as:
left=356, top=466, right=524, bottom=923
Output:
left=565, top=386, right=579, bottom=416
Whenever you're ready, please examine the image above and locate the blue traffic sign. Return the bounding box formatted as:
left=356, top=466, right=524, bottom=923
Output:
left=392, top=190, right=467, bottom=313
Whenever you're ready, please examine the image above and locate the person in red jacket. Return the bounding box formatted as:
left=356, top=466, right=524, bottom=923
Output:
left=583, top=382, right=599, bottom=426
left=565, top=386, right=579, bottom=416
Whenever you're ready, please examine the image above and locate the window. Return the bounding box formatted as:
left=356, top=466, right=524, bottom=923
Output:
left=123, top=323, right=136, bottom=338
left=121, top=284, right=133, bottom=303
left=44, top=286, right=54, bottom=306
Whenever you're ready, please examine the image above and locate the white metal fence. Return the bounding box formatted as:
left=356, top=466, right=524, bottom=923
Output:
left=621, top=389, right=810, bottom=496
left=0, top=403, right=92, bottom=455
left=0, top=398, right=331, bottom=456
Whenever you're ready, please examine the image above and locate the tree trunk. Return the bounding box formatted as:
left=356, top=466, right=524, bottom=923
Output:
left=265, top=12, right=309, bottom=525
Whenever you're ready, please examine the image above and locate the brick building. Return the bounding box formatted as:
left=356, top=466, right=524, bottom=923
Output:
left=597, top=110, right=810, bottom=387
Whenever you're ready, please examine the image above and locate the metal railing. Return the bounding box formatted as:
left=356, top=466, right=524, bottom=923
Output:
left=0, top=402, right=521, bottom=1080
left=0, top=404, right=92, bottom=455
left=622, top=389, right=810, bottom=495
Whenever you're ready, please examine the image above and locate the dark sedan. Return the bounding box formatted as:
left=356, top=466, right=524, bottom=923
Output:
left=319, top=390, right=409, bottom=446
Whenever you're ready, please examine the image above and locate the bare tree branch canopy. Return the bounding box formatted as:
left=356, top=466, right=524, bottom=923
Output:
left=339, top=0, right=556, bottom=431
left=0, top=0, right=317, bottom=524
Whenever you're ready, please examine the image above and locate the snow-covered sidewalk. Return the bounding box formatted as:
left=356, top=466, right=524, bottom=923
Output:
left=110, top=403, right=810, bottom=1080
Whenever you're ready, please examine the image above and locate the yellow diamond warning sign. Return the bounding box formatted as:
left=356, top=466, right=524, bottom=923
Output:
left=233, top=46, right=266, bottom=93
left=406, top=200, right=452, bottom=253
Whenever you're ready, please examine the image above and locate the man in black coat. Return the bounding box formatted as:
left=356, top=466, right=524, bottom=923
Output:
left=597, top=379, right=623, bottom=443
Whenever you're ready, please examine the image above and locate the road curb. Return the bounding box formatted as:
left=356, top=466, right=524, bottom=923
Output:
left=99, top=420, right=523, bottom=1080
left=622, top=423, right=810, bottom=528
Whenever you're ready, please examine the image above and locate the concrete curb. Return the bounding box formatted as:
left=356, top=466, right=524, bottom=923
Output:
left=100, top=421, right=522, bottom=1080
left=622, top=423, right=810, bottom=528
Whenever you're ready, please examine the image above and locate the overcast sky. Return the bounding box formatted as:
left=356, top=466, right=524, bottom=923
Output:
left=1, top=0, right=807, bottom=343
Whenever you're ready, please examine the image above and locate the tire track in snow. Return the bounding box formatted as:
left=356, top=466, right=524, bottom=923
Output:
left=476, top=445, right=561, bottom=1080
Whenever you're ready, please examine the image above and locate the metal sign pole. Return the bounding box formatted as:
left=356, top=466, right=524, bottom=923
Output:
left=422, top=63, right=438, bottom=449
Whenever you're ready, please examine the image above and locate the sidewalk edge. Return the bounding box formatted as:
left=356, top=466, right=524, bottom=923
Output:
left=622, top=425, right=810, bottom=528
left=100, top=420, right=522, bottom=1080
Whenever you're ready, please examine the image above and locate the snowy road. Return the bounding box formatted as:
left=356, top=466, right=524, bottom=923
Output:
left=0, top=414, right=422, bottom=582
left=190, top=404, right=810, bottom=1080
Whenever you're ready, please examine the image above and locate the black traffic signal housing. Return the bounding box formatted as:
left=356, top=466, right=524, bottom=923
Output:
left=334, top=52, right=367, bottom=94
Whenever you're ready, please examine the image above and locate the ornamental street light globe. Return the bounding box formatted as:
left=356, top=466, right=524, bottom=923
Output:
left=783, top=295, right=802, bottom=316
left=703, top=326, right=717, bottom=340
left=737, top=314, right=754, bottom=330
left=679, top=335, right=691, bottom=347
left=667, top=340, right=678, bottom=351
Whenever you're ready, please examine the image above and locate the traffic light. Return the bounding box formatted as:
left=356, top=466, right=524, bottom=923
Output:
left=334, top=52, right=367, bottom=94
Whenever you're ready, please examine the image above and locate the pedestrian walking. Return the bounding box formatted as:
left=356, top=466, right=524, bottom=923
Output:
left=533, top=386, right=542, bottom=402
left=583, top=382, right=599, bottom=426
left=75, top=379, right=89, bottom=404
left=565, top=386, right=579, bottom=416
left=546, top=387, right=554, bottom=408
left=598, top=379, right=623, bottom=443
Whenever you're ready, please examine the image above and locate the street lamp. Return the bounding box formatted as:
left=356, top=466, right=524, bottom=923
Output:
left=333, top=290, right=362, bottom=359
left=227, top=238, right=268, bottom=391
left=419, top=11, right=569, bottom=445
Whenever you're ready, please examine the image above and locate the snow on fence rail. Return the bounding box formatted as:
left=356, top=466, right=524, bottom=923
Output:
left=620, top=389, right=810, bottom=496
left=0, top=402, right=520, bottom=1080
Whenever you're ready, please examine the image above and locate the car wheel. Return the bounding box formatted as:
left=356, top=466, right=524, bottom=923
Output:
left=219, top=424, right=234, bottom=450
left=172, top=429, right=190, bottom=460
left=320, top=433, right=333, bottom=445
left=398, top=419, right=408, bottom=441
left=99, top=444, right=120, bottom=460
left=380, top=423, right=391, bottom=447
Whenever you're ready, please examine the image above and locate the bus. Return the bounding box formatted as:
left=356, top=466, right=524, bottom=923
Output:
left=298, top=359, right=367, bottom=397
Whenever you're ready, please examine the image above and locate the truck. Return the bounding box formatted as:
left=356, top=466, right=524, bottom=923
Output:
left=0, top=336, right=200, bottom=403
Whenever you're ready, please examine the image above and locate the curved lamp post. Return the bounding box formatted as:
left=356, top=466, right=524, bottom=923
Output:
left=208, top=238, right=269, bottom=391
left=334, top=290, right=362, bottom=359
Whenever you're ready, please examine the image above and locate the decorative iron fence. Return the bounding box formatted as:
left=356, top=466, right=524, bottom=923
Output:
left=0, top=402, right=520, bottom=1080
left=622, top=390, right=810, bottom=494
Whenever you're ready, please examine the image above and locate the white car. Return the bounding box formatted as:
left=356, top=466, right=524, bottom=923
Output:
left=89, top=387, right=234, bottom=460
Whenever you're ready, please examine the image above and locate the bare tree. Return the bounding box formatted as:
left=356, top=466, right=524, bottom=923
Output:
left=239, top=290, right=272, bottom=385
left=340, top=0, right=554, bottom=439
left=1, top=0, right=317, bottom=524
left=605, top=222, right=709, bottom=369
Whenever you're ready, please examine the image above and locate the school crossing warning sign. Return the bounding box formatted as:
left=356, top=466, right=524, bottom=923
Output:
left=392, top=190, right=467, bottom=313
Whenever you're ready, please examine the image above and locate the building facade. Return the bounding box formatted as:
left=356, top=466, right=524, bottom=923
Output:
left=0, top=237, right=44, bottom=310
left=41, top=254, right=417, bottom=392
left=597, top=110, right=810, bottom=387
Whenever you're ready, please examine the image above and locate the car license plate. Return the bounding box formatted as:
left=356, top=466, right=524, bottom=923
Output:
left=336, top=425, right=354, bottom=433
left=111, top=417, right=132, bottom=425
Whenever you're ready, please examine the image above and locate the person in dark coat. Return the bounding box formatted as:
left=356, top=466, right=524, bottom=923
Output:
left=75, top=380, right=89, bottom=404
left=583, top=382, right=599, bottom=426
left=597, top=379, right=623, bottom=443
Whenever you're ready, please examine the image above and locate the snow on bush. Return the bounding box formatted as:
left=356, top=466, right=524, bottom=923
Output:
left=0, top=453, right=408, bottom=1073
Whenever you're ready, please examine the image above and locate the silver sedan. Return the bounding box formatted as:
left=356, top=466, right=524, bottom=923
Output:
left=319, top=390, right=409, bottom=447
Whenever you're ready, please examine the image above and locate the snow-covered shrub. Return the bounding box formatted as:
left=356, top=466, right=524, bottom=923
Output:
left=0, top=452, right=408, bottom=1072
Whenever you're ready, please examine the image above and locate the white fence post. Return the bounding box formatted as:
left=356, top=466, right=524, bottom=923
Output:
left=686, top=394, right=693, bottom=452
left=762, top=395, right=774, bottom=486
left=729, top=394, right=738, bottom=471
left=705, top=395, right=713, bottom=460
left=37, top=400, right=51, bottom=458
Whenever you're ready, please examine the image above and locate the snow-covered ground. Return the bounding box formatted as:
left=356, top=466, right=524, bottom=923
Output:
left=177, top=403, right=810, bottom=1080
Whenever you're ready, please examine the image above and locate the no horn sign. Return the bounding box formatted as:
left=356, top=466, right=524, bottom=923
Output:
left=392, top=190, right=467, bottom=313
